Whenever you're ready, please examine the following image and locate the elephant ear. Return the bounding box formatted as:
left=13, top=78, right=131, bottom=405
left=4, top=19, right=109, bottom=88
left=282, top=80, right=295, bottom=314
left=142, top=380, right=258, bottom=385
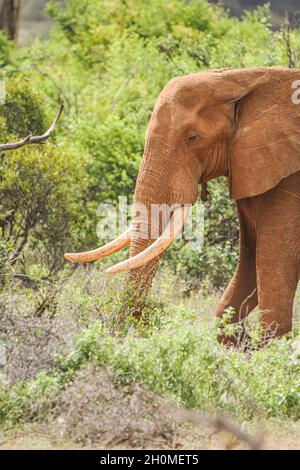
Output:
left=215, top=67, right=300, bottom=199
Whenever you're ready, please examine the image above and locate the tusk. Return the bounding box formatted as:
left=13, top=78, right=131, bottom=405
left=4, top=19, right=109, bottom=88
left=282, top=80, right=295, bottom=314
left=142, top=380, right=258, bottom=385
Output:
left=105, top=206, right=190, bottom=275
left=64, top=228, right=131, bottom=263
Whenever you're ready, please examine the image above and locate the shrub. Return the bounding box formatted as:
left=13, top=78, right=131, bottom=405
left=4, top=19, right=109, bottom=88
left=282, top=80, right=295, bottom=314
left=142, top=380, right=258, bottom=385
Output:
left=0, top=236, right=13, bottom=287
left=1, top=296, right=299, bottom=427
left=56, top=300, right=300, bottom=420
left=0, top=77, right=89, bottom=275
left=0, top=31, right=10, bottom=67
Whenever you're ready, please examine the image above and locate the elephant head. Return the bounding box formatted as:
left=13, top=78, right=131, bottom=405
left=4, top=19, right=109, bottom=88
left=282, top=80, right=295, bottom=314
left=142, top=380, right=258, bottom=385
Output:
left=65, top=67, right=300, bottom=292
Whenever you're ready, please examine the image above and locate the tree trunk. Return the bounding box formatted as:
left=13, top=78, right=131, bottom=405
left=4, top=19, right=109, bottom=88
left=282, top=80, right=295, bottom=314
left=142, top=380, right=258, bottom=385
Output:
left=0, top=0, right=22, bottom=40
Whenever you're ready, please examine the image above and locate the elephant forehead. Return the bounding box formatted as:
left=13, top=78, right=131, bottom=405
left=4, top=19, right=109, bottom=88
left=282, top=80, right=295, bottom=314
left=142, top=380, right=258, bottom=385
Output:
left=149, top=100, right=193, bottom=133
left=159, top=75, right=212, bottom=109
left=170, top=112, right=192, bottom=130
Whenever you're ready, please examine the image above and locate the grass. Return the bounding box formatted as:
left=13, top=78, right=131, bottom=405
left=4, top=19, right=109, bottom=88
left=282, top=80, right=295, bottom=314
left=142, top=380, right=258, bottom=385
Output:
left=0, top=265, right=299, bottom=432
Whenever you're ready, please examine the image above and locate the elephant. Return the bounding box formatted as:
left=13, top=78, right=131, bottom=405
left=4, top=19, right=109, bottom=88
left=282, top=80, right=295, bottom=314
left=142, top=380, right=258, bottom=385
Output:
left=65, top=67, right=300, bottom=346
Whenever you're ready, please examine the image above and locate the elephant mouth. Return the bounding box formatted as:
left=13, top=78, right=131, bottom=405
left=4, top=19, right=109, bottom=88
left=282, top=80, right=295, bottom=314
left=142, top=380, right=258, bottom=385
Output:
left=64, top=204, right=190, bottom=274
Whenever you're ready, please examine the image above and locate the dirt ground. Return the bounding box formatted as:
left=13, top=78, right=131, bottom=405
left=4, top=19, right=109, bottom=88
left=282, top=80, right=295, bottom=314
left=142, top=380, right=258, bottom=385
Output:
left=0, top=364, right=299, bottom=451
left=1, top=421, right=300, bottom=450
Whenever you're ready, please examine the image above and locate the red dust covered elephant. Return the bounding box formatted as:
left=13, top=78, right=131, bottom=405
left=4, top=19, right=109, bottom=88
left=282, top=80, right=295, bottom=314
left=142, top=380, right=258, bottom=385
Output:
left=65, top=67, right=300, bottom=346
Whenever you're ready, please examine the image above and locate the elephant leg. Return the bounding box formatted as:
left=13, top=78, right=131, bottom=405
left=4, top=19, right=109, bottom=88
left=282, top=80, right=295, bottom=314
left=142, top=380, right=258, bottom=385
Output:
left=256, top=255, right=297, bottom=341
left=214, top=201, right=258, bottom=347
left=255, top=172, right=300, bottom=342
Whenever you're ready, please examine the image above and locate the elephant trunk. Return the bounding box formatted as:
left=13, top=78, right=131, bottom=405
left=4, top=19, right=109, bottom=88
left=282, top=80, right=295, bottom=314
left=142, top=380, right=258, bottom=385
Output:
left=127, top=200, right=162, bottom=295
left=128, top=237, right=160, bottom=297
left=105, top=141, right=190, bottom=279
left=63, top=140, right=190, bottom=299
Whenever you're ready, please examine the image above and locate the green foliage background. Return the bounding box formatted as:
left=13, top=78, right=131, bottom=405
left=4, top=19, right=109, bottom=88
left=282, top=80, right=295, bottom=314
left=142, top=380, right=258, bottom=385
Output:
left=1, top=0, right=300, bottom=286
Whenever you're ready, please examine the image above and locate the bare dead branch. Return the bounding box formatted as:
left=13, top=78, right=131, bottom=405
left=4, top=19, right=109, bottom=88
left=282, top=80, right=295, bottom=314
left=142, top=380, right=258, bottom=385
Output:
left=0, top=102, right=64, bottom=152
left=174, top=408, right=261, bottom=450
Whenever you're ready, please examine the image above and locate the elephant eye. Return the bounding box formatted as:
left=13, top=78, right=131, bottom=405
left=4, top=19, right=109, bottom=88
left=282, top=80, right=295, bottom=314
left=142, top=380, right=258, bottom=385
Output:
left=187, top=132, right=199, bottom=143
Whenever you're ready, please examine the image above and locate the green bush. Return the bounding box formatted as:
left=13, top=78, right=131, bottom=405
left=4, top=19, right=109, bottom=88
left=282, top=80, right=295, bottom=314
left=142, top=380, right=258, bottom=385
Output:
left=0, top=31, right=10, bottom=67
left=0, top=296, right=299, bottom=427
left=0, top=77, right=89, bottom=275
left=0, top=236, right=13, bottom=287
left=0, top=77, right=46, bottom=137
left=58, top=312, right=300, bottom=420
left=79, top=114, right=143, bottom=205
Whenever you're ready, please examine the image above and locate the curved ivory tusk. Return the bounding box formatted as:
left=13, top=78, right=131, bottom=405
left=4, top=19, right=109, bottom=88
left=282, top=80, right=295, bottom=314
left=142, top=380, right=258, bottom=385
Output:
left=64, top=228, right=131, bottom=263
left=105, top=206, right=190, bottom=275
